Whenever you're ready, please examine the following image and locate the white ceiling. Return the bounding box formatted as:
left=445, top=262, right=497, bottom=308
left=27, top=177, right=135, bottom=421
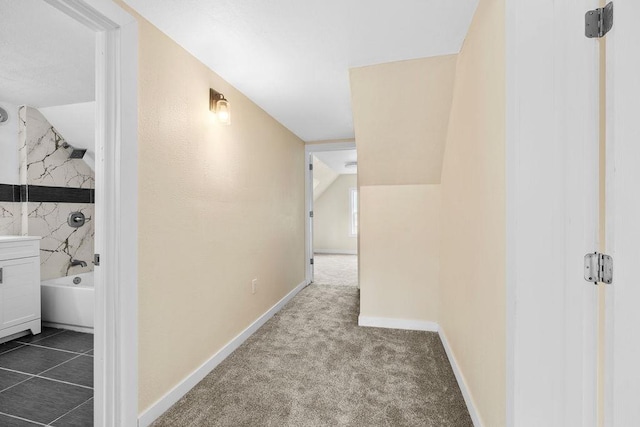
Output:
left=123, top=0, right=479, bottom=141
left=0, top=0, right=95, bottom=107
left=314, top=150, right=357, bottom=175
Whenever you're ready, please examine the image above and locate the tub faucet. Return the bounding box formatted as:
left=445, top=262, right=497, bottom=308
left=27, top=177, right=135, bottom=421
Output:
left=70, top=259, right=87, bottom=268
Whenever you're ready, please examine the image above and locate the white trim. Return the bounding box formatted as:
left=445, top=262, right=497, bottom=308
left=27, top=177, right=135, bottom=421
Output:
left=0, top=321, right=41, bottom=342
left=313, top=249, right=357, bottom=255
left=439, top=329, right=483, bottom=427
left=304, top=141, right=356, bottom=152
left=43, top=1, right=139, bottom=426
left=305, top=141, right=357, bottom=285
left=42, top=322, right=93, bottom=334
left=137, top=280, right=309, bottom=427
left=604, top=19, right=615, bottom=424
left=0, top=330, right=30, bottom=345
left=604, top=1, right=640, bottom=425
left=349, top=187, right=358, bottom=237
left=357, top=316, right=438, bottom=332
left=306, top=153, right=314, bottom=284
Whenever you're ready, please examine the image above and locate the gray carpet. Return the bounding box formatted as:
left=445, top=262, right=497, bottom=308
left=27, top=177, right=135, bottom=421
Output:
left=152, top=285, right=472, bottom=427
left=313, top=254, right=358, bottom=287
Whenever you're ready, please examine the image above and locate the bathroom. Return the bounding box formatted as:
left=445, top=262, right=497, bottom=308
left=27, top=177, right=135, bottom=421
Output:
left=0, top=101, right=97, bottom=424
left=1, top=102, right=97, bottom=331
left=0, top=2, right=97, bottom=424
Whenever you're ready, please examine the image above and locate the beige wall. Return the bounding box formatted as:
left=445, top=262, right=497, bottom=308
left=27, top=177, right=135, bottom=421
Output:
left=439, top=0, right=506, bottom=426
left=313, top=174, right=357, bottom=253
left=120, top=4, right=306, bottom=414
left=350, top=56, right=457, bottom=186
left=311, top=156, right=339, bottom=201
left=350, top=55, right=456, bottom=325
left=359, top=185, right=440, bottom=321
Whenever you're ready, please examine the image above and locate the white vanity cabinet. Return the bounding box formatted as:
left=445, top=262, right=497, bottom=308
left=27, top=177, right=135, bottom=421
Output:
left=0, top=236, right=41, bottom=340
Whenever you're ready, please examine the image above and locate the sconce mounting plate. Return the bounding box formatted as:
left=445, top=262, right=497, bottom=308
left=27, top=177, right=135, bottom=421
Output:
left=210, top=89, right=225, bottom=111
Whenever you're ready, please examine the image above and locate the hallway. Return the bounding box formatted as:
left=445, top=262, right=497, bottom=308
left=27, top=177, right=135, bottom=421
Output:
left=153, top=285, right=471, bottom=426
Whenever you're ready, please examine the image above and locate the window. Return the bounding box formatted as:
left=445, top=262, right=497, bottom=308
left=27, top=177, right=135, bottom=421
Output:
left=350, top=188, right=358, bottom=236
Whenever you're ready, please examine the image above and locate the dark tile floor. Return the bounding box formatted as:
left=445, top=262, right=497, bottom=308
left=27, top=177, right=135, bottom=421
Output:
left=0, top=328, right=93, bottom=426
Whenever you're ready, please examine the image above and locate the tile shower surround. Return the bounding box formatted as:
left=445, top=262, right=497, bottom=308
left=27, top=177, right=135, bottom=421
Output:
left=0, top=106, right=95, bottom=280
left=0, top=328, right=94, bottom=426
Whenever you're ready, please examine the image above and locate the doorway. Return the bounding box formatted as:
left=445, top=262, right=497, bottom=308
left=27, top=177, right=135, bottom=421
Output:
left=0, top=2, right=97, bottom=425
left=305, top=142, right=358, bottom=288
left=311, top=149, right=358, bottom=287
left=0, top=1, right=139, bottom=425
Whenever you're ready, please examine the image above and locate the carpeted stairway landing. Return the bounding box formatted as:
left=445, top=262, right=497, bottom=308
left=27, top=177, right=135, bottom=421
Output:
left=152, top=285, right=472, bottom=427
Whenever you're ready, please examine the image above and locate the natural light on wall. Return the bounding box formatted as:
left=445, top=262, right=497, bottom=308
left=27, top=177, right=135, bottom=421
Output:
left=210, top=88, right=231, bottom=125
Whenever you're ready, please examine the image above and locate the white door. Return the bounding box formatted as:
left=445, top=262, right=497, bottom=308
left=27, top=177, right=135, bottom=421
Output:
left=308, top=154, right=315, bottom=282
left=507, top=1, right=600, bottom=425
left=605, top=1, right=640, bottom=425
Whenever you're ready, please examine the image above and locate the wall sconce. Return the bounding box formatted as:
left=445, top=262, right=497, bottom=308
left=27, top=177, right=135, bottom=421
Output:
left=210, top=89, right=231, bottom=125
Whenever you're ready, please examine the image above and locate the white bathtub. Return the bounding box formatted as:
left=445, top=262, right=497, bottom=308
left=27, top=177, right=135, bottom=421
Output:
left=41, top=272, right=94, bottom=332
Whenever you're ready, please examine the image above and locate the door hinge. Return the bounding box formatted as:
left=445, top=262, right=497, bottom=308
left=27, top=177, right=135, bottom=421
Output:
left=585, top=2, right=613, bottom=38
left=309, top=163, right=313, bottom=171
left=584, top=252, right=613, bottom=284
left=310, top=258, right=314, bottom=265
left=94, top=254, right=101, bottom=266
left=309, top=211, right=313, bottom=218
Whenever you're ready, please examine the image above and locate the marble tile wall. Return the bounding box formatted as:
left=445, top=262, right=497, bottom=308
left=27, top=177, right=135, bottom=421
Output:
left=0, top=203, right=21, bottom=235
left=21, top=107, right=94, bottom=189
left=18, top=106, right=95, bottom=281
left=28, top=202, right=94, bottom=280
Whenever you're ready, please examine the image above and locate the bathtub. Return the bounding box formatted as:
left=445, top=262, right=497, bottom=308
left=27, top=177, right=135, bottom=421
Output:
left=41, top=272, right=94, bottom=332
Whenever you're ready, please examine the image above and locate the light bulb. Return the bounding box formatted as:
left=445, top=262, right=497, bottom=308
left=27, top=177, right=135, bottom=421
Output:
left=216, top=99, right=231, bottom=125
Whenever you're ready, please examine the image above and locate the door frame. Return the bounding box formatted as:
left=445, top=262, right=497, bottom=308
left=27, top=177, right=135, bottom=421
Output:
left=43, top=1, right=138, bottom=425
left=604, top=1, right=640, bottom=424
left=304, top=141, right=356, bottom=285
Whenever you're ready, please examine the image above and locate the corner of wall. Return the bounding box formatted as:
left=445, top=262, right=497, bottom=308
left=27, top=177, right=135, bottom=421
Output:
left=438, top=0, right=506, bottom=426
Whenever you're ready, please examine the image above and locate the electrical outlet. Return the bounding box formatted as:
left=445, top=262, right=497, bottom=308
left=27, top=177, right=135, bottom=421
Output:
left=251, top=279, right=257, bottom=294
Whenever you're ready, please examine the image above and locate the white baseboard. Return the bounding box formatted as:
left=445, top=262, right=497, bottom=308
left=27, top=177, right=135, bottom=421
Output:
left=43, top=321, right=93, bottom=334
left=438, top=328, right=483, bottom=427
left=313, top=249, right=357, bottom=255
left=137, top=279, right=309, bottom=427
left=357, top=315, right=439, bottom=332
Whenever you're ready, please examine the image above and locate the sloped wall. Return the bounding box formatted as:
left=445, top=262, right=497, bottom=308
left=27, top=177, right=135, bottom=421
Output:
left=350, top=55, right=457, bottom=323
left=313, top=174, right=357, bottom=254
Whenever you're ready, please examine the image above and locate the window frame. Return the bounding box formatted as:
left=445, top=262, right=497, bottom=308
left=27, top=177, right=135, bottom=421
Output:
left=349, top=187, right=358, bottom=237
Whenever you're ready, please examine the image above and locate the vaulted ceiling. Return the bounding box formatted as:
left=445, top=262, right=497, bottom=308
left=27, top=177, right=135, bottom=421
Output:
left=123, top=0, right=479, bottom=141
